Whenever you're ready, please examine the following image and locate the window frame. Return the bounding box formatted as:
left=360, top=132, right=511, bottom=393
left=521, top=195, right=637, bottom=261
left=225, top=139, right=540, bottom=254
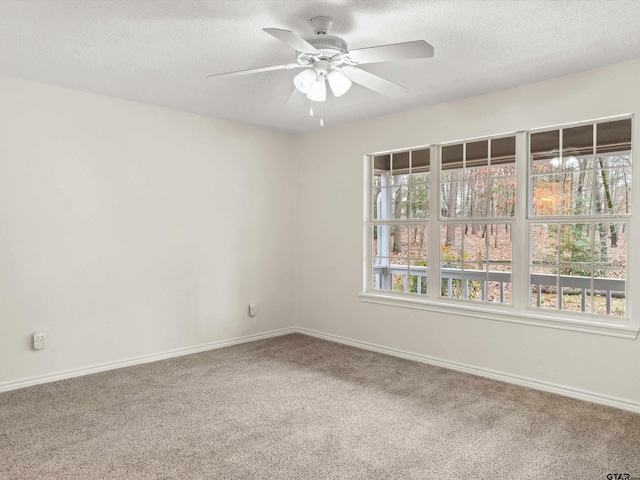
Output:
left=361, top=116, right=638, bottom=339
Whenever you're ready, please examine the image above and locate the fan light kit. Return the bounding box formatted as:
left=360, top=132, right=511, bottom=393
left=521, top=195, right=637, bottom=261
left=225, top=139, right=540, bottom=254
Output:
left=207, top=16, right=434, bottom=127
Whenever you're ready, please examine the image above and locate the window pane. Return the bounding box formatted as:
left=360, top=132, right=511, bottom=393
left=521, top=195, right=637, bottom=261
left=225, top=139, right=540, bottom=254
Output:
left=599, top=153, right=632, bottom=169
left=464, top=234, right=486, bottom=271
left=561, top=170, right=594, bottom=215
left=392, top=274, right=408, bottom=292
left=372, top=184, right=382, bottom=220
left=372, top=256, right=390, bottom=290
left=531, top=130, right=559, bottom=171
left=531, top=175, right=561, bottom=216
left=390, top=185, right=408, bottom=220
left=558, top=223, right=592, bottom=266
left=488, top=281, right=511, bottom=303
left=441, top=181, right=464, bottom=218
left=563, top=124, right=593, bottom=158
left=409, top=180, right=430, bottom=219
left=488, top=224, right=512, bottom=264
left=391, top=151, right=410, bottom=182
left=441, top=224, right=463, bottom=261
left=374, top=154, right=390, bottom=171
left=372, top=225, right=390, bottom=259
left=595, top=165, right=632, bottom=215
left=561, top=284, right=591, bottom=314
left=441, top=261, right=464, bottom=298
left=466, top=165, right=488, bottom=179
left=391, top=257, right=409, bottom=293
left=464, top=179, right=487, bottom=217
left=594, top=222, right=626, bottom=268
left=491, top=136, right=516, bottom=166
left=375, top=187, right=392, bottom=220
left=532, top=158, right=557, bottom=175
left=466, top=139, right=488, bottom=170
left=411, top=148, right=430, bottom=172
left=491, top=164, right=516, bottom=177
left=408, top=225, right=428, bottom=259
left=529, top=219, right=628, bottom=317
left=439, top=223, right=512, bottom=304
left=389, top=225, right=405, bottom=259
left=409, top=257, right=428, bottom=295
left=594, top=269, right=626, bottom=316
left=372, top=224, right=428, bottom=295
left=441, top=168, right=463, bottom=183
left=373, top=174, right=381, bottom=189
left=391, top=172, right=409, bottom=188
left=530, top=266, right=558, bottom=309
left=531, top=224, right=557, bottom=265
left=465, top=277, right=486, bottom=301
left=411, top=172, right=429, bottom=184
left=596, top=119, right=631, bottom=154
left=490, top=178, right=515, bottom=217
left=442, top=144, right=463, bottom=171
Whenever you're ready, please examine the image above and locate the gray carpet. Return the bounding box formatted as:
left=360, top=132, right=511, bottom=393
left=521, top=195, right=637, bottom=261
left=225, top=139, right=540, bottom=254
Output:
left=1, top=333, right=639, bottom=479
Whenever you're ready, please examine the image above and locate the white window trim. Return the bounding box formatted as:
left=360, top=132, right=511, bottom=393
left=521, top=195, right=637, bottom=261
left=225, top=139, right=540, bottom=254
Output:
left=359, top=291, right=638, bottom=339
left=362, top=118, right=639, bottom=340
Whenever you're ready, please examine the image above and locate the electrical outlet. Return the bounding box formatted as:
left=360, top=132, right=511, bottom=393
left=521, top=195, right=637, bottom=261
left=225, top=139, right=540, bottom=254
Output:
left=33, top=331, right=46, bottom=350
left=248, top=304, right=257, bottom=317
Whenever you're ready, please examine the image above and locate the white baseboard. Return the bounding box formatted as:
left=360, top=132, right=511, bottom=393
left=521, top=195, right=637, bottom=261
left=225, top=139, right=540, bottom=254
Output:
left=295, top=327, right=640, bottom=415
left=3, top=325, right=638, bottom=415
left=0, top=327, right=296, bottom=393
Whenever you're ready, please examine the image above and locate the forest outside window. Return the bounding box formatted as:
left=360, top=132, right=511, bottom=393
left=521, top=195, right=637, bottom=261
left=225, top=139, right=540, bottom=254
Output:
left=365, top=116, right=633, bottom=326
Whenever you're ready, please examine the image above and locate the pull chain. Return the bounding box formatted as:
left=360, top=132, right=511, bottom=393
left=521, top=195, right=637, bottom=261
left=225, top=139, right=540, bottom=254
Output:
left=308, top=100, right=324, bottom=127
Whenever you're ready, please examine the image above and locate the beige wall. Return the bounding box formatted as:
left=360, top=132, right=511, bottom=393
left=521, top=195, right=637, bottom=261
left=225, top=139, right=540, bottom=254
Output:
left=295, top=59, right=640, bottom=403
left=0, top=76, right=296, bottom=384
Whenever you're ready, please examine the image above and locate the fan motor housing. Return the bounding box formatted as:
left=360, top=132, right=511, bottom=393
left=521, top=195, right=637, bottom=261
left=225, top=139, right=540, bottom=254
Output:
left=304, top=35, right=348, bottom=59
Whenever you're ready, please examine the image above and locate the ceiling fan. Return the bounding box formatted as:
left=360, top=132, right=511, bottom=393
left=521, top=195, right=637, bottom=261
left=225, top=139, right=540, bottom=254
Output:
left=207, top=16, right=434, bottom=109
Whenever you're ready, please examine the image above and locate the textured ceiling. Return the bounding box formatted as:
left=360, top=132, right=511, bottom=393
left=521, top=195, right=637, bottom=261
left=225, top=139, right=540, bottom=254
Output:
left=1, top=0, right=640, bottom=133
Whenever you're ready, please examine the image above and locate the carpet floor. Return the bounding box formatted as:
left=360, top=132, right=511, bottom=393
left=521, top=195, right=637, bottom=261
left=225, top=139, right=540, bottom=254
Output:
left=1, top=333, right=639, bottom=479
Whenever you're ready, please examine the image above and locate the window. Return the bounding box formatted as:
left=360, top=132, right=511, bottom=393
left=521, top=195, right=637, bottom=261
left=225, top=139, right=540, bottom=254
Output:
left=440, top=136, right=515, bottom=303
left=529, top=119, right=631, bottom=316
left=364, top=116, right=633, bottom=332
left=372, top=149, right=430, bottom=294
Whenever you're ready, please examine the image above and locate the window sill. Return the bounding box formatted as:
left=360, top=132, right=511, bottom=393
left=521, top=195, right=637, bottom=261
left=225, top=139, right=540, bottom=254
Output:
left=358, top=292, right=639, bottom=339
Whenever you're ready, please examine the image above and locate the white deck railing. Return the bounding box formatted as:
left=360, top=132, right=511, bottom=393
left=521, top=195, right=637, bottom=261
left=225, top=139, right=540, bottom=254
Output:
left=372, top=264, right=625, bottom=314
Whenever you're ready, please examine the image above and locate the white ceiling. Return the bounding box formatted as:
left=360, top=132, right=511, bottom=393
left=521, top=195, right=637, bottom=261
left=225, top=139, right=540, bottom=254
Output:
left=1, top=0, right=640, bottom=133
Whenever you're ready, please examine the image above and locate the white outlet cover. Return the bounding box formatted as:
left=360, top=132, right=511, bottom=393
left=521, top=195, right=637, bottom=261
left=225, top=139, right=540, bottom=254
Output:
left=33, top=331, right=46, bottom=350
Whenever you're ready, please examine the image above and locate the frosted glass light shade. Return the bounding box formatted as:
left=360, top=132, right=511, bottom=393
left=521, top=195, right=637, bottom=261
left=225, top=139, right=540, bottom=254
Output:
left=293, top=69, right=317, bottom=94
left=327, top=70, right=352, bottom=97
left=307, top=77, right=327, bottom=102
left=564, top=155, right=579, bottom=169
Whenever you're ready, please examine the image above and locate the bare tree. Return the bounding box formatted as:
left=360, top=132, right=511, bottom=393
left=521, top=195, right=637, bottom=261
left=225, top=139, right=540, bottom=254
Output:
left=444, top=171, right=460, bottom=247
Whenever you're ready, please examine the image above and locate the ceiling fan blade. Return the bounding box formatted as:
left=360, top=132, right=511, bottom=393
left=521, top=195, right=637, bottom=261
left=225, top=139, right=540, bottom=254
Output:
left=341, top=66, right=408, bottom=99
left=286, top=89, right=307, bottom=107
left=206, top=63, right=303, bottom=79
left=263, top=28, right=319, bottom=54
left=347, top=40, right=434, bottom=65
